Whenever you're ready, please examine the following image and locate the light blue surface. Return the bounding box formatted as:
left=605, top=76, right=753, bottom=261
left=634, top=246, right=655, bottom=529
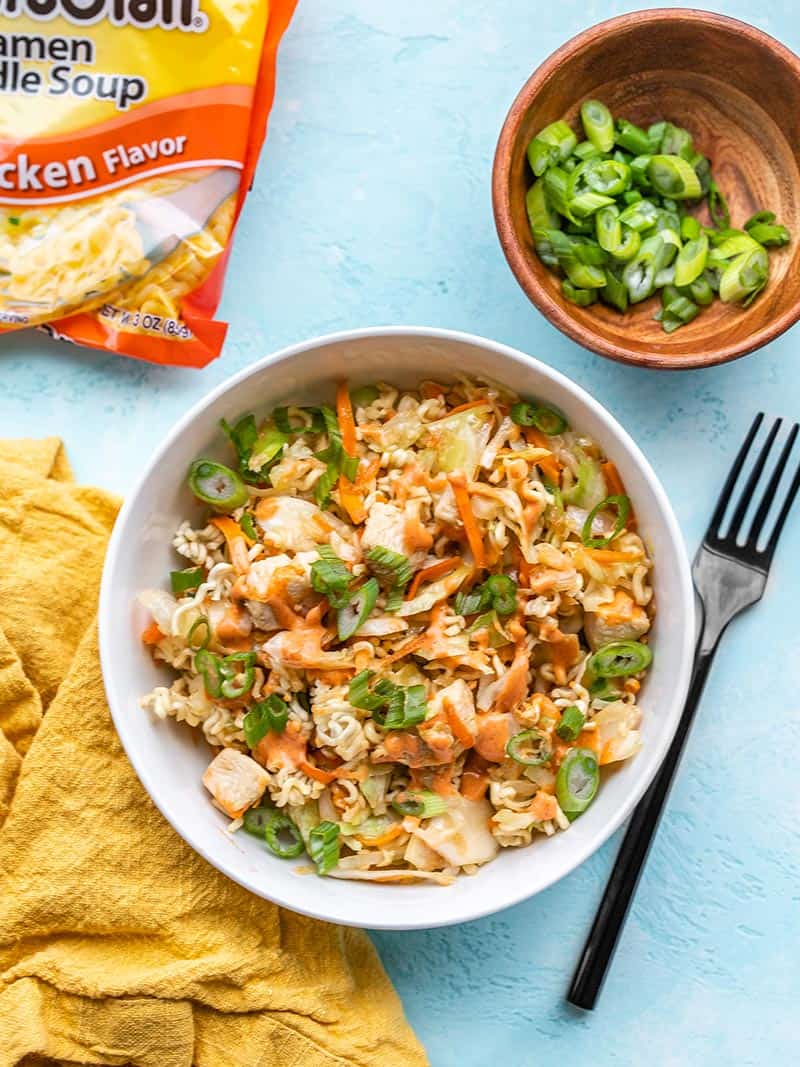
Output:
left=2, top=2, right=798, bottom=1063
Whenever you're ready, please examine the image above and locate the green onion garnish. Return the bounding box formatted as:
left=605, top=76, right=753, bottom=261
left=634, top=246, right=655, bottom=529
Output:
left=188, top=616, right=211, bottom=650
left=391, top=790, right=447, bottom=819
left=171, top=567, right=204, bottom=595
left=556, top=705, right=586, bottom=742
left=556, top=748, right=599, bottom=819
left=337, top=578, right=379, bottom=641
left=8, top=216, right=19, bottom=225
left=366, top=545, right=413, bottom=588
left=348, top=671, right=428, bottom=729
left=349, top=669, right=388, bottom=711
left=310, top=544, right=351, bottom=608
left=455, top=574, right=517, bottom=617
left=581, top=494, right=630, bottom=549
left=243, top=694, right=289, bottom=748
left=505, top=728, right=552, bottom=766
left=243, top=805, right=274, bottom=837
left=510, top=401, right=568, bottom=434
left=188, top=459, right=248, bottom=511
left=588, top=640, right=652, bottom=678
left=197, top=650, right=257, bottom=700
left=385, top=684, right=428, bottom=730
left=308, top=820, right=340, bottom=875
left=264, top=811, right=305, bottom=859
left=239, top=512, right=258, bottom=541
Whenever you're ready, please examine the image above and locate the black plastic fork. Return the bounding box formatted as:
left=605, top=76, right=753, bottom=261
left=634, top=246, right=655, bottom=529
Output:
left=568, top=413, right=800, bottom=1010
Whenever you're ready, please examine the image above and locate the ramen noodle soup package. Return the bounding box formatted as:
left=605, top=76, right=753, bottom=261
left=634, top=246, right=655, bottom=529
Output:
left=0, top=0, right=296, bottom=366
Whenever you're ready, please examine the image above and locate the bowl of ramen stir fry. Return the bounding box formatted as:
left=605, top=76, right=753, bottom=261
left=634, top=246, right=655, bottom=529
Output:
left=100, top=328, right=694, bottom=928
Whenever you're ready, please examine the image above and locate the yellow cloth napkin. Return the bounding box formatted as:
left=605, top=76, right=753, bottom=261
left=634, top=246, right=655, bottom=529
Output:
left=0, top=440, right=427, bottom=1067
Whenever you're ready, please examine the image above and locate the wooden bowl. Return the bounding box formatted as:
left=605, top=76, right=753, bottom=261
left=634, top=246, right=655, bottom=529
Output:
left=492, top=9, right=800, bottom=370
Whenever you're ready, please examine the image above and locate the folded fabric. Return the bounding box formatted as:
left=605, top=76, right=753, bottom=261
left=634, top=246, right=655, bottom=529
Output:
left=0, top=440, right=427, bottom=1067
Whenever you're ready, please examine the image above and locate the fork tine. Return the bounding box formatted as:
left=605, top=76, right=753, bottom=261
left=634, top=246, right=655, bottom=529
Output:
left=706, top=413, right=763, bottom=540
left=725, top=417, right=781, bottom=542
left=763, top=452, right=800, bottom=561
left=747, top=423, right=799, bottom=548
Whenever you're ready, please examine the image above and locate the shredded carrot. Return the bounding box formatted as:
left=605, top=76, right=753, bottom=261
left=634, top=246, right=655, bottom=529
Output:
left=449, top=473, right=486, bottom=569
left=582, top=548, right=642, bottom=564
left=382, top=633, right=427, bottom=664
left=446, top=398, right=491, bottom=416
left=338, top=475, right=365, bottom=525
left=299, top=760, right=338, bottom=785
left=141, top=620, right=163, bottom=645
left=601, top=460, right=625, bottom=496
left=461, top=769, right=488, bottom=800
left=431, top=764, right=458, bottom=796
left=336, top=380, right=357, bottom=457
left=601, top=461, right=637, bottom=530
left=405, top=556, right=461, bottom=600
left=524, top=427, right=561, bottom=485
left=444, top=700, right=475, bottom=749
left=210, top=515, right=251, bottom=573
left=355, top=823, right=405, bottom=848
left=514, top=544, right=532, bottom=587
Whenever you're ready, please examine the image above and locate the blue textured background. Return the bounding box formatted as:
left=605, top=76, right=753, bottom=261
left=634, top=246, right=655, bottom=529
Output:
left=3, top=2, right=798, bottom=1063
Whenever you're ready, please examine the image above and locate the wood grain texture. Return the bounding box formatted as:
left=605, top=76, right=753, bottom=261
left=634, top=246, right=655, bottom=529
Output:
left=492, top=9, right=800, bottom=370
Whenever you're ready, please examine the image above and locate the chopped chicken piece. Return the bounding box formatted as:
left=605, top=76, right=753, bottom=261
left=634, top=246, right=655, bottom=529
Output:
left=255, top=497, right=332, bottom=553
left=361, top=500, right=428, bottom=563
left=202, top=748, right=269, bottom=818
left=584, top=590, right=650, bottom=650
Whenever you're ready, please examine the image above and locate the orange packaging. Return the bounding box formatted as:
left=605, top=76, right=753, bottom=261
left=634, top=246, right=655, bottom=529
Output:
left=0, top=0, right=297, bottom=366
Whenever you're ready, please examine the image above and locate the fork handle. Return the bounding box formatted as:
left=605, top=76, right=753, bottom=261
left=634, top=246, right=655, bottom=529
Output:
left=567, top=640, right=717, bottom=1010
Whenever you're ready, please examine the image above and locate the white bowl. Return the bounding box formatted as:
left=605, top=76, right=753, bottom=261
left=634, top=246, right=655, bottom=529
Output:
left=99, top=327, right=695, bottom=930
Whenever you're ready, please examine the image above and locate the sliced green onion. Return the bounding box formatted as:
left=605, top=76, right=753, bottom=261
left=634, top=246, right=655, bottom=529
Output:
left=171, top=567, right=203, bottom=595
left=188, top=460, right=248, bottom=511
left=580, top=99, right=615, bottom=151
left=719, top=247, right=769, bottom=304
left=647, top=156, right=701, bottom=199
left=526, top=178, right=561, bottom=233
left=243, top=694, right=289, bottom=748
left=680, top=215, right=702, bottom=241
left=350, top=384, right=380, bottom=408
left=614, top=119, right=652, bottom=156
left=647, top=121, right=667, bottom=152
left=366, top=545, right=413, bottom=589
left=573, top=139, right=604, bottom=161
left=188, top=615, right=211, bottom=650
left=308, top=820, right=340, bottom=874
left=674, top=234, right=708, bottom=287
left=485, top=574, right=518, bottom=616
left=391, top=790, right=447, bottom=819
left=746, top=222, right=790, bottom=247
left=195, top=648, right=223, bottom=698
left=311, top=544, right=351, bottom=608
left=510, top=401, right=568, bottom=434
left=581, top=494, right=630, bottom=548
left=622, top=189, right=643, bottom=206
left=454, top=583, right=493, bottom=616
left=337, top=578, right=379, bottom=640
left=556, top=748, right=599, bottom=819
left=618, top=199, right=658, bottom=233
left=588, top=640, right=653, bottom=678
left=688, top=275, right=714, bottom=306
left=349, top=670, right=386, bottom=711
left=628, top=154, right=652, bottom=190
left=569, top=191, right=615, bottom=219
left=528, top=120, right=577, bottom=176
left=239, top=512, right=258, bottom=541
left=660, top=123, right=693, bottom=160
left=218, top=651, right=257, bottom=700
left=264, top=812, right=305, bottom=858
left=584, top=159, right=630, bottom=196
left=744, top=210, right=776, bottom=229
left=556, top=705, right=586, bottom=742
left=562, top=280, right=597, bottom=306
left=600, top=269, right=629, bottom=312
left=708, top=180, right=730, bottom=229
left=384, top=684, right=428, bottom=730
left=243, top=805, right=274, bottom=837
left=588, top=677, right=622, bottom=701
left=505, top=728, right=552, bottom=767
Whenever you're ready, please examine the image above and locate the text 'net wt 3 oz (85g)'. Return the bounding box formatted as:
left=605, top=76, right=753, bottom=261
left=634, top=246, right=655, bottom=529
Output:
left=0, top=0, right=297, bottom=366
